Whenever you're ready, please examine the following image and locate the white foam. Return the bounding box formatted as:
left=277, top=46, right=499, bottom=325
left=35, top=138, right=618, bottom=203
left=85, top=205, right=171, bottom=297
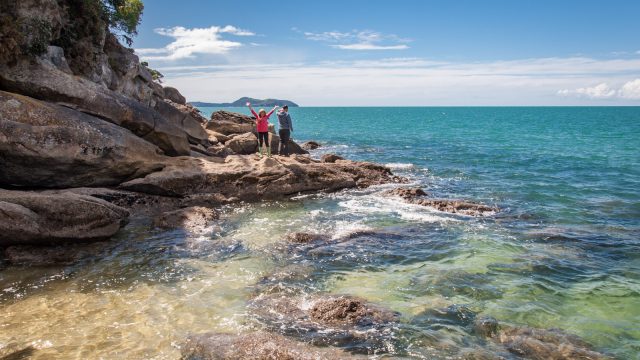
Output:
left=385, top=163, right=415, bottom=170
left=337, top=194, right=458, bottom=224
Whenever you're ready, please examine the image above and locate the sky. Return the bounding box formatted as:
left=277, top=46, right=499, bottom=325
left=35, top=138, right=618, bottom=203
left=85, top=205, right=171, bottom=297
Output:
left=133, top=0, right=640, bottom=106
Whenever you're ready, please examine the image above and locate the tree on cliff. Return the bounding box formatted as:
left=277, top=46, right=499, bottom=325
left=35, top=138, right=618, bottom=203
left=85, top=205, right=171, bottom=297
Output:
left=0, top=0, right=144, bottom=68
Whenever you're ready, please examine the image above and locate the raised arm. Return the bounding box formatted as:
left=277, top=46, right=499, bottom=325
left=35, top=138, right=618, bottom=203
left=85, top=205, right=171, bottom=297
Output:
left=248, top=106, right=259, bottom=119
left=265, top=105, right=278, bottom=118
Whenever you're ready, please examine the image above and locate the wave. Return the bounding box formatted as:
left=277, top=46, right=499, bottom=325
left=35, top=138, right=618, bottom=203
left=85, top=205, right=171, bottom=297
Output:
left=385, top=163, right=415, bottom=170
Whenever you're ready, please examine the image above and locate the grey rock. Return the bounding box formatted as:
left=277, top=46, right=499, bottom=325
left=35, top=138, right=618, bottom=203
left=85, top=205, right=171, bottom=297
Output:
left=0, top=189, right=129, bottom=246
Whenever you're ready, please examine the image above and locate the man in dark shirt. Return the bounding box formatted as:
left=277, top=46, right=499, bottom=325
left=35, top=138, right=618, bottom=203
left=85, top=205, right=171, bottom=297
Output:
left=276, top=105, right=294, bottom=156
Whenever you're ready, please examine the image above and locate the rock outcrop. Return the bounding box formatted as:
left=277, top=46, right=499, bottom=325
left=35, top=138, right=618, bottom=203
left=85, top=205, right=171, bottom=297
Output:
left=119, top=156, right=399, bottom=199
left=0, top=189, right=129, bottom=246
left=384, top=187, right=497, bottom=216
left=0, top=91, right=164, bottom=188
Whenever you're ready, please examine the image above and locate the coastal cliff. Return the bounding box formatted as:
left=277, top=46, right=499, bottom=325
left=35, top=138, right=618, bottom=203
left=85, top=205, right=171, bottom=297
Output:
left=0, top=0, right=398, bottom=248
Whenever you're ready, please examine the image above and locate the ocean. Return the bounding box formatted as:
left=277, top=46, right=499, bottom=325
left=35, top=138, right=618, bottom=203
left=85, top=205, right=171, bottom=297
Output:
left=1, top=106, right=638, bottom=358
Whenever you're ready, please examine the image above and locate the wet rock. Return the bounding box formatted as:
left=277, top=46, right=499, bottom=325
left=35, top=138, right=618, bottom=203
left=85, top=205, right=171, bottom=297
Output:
left=386, top=187, right=428, bottom=199
left=0, top=90, right=165, bottom=188
left=301, top=140, right=321, bottom=150
left=248, top=294, right=400, bottom=354
left=226, top=132, right=258, bottom=154
left=153, top=206, right=219, bottom=232
left=309, top=295, right=399, bottom=327
left=321, top=153, right=345, bottom=163
left=163, top=86, right=186, bottom=104
left=473, top=317, right=499, bottom=338
left=119, top=156, right=397, bottom=200
left=384, top=187, right=497, bottom=216
left=497, top=326, right=610, bottom=359
left=284, top=232, right=328, bottom=244
left=181, top=331, right=354, bottom=360
left=0, top=189, right=129, bottom=246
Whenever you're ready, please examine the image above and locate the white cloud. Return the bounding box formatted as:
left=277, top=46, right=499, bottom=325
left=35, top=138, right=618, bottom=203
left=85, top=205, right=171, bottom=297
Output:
left=619, top=79, right=640, bottom=99
left=158, top=56, right=640, bottom=105
left=558, top=83, right=616, bottom=99
left=558, top=78, right=640, bottom=100
left=135, top=25, right=254, bottom=61
left=332, top=44, right=409, bottom=50
left=300, top=29, right=410, bottom=51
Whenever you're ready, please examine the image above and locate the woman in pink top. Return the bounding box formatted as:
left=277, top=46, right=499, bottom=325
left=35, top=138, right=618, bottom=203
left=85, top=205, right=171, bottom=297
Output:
left=247, top=102, right=278, bottom=158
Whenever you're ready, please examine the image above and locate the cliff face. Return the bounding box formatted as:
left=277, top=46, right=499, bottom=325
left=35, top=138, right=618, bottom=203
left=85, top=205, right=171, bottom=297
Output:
left=0, top=0, right=399, bottom=249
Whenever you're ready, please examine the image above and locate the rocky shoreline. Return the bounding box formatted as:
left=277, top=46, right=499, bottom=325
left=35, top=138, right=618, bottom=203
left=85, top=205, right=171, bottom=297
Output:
left=0, top=2, right=614, bottom=359
left=0, top=1, right=403, bottom=252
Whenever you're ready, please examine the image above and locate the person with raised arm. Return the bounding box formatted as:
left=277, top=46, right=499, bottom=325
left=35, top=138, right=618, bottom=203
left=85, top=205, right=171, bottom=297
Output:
left=247, top=102, right=278, bottom=158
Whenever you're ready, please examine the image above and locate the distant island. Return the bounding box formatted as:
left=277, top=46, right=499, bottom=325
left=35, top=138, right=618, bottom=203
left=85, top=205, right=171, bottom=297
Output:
left=190, top=97, right=299, bottom=108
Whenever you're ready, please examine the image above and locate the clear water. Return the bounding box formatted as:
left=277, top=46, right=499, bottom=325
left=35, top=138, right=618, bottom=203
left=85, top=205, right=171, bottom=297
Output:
left=1, top=107, right=639, bottom=359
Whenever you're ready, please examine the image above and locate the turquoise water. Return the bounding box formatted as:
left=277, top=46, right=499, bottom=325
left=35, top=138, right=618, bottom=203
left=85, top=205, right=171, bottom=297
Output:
left=200, top=106, right=640, bottom=357
left=1, top=107, right=639, bottom=358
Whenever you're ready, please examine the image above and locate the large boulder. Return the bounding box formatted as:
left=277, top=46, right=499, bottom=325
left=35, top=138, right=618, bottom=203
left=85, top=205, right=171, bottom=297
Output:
left=0, top=60, right=191, bottom=155
left=0, top=189, right=129, bottom=246
left=163, top=86, right=186, bottom=104
left=226, top=132, right=258, bottom=154
left=268, top=132, right=309, bottom=155
left=153, top=99, right=208, bottom=145
left=119, top=156, right=400, bottom=200
left=0, top=91, right=165, bottom=188
left=207, top=110, right=255, bottom=135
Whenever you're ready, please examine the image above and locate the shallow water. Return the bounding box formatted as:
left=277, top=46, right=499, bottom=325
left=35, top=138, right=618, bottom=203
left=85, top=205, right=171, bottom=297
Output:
left=2, top=107, right=639, bottom=358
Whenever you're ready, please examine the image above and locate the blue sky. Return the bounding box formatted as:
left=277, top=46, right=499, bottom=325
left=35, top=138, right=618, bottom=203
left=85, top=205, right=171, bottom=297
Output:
left=134, top=0, right=640, bottom=105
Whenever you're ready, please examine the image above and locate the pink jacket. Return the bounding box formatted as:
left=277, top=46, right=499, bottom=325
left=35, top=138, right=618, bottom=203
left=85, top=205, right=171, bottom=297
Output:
left=250, top=108, right=275, bottom=133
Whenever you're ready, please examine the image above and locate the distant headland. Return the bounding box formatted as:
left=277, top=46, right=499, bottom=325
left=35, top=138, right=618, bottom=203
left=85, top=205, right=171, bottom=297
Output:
left=190, top=97, right=299, bottom=108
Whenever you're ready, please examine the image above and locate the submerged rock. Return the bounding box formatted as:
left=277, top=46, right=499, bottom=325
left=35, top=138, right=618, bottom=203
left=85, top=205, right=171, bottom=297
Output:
left=496, top=326, right=610, bottom=360
left=3, top=241, right=110, bottom=266
left=248, top=294, right=400, bottom=354
left=181, top=331, right=355, bottom=360
left=283, top=232, right=328, bottom=244
left=0, top=189, right=129, bottom=246
left=473, top=318, right=611, bottom=360
left=384, top=187, right=497, bottom=216
left=153, top=206, right=219, bottom=232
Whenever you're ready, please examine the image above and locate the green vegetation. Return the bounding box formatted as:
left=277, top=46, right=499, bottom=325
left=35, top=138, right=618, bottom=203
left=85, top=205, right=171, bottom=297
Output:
left=141, top=61, right=164, bottom=82
left=102, top=0, right=145, bottom=46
